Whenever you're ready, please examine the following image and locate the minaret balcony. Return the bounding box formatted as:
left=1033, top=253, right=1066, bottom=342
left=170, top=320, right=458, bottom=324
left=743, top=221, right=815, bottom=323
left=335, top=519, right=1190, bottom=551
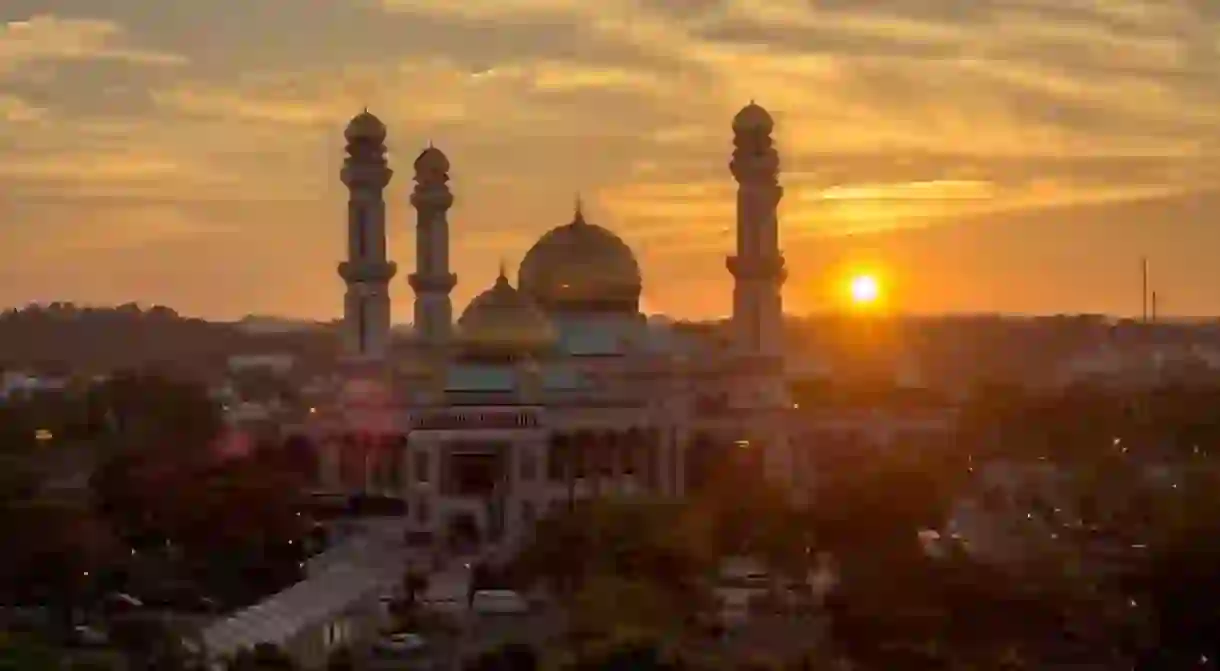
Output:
left=340, top=163, right=392, bottom=189
left=726, top=254, right=786, bottom=282
left=410, top=188, right=454, bottom=210
left=338, top=261, right=397, bottom=283
left=408, top=272, right=458, bottom=293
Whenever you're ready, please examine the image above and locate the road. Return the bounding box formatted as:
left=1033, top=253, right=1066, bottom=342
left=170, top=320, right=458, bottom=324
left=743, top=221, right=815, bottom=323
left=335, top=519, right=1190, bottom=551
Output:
left=362, top=550, right=566, bottom=670
left=362, top=608, right=565, bottom=671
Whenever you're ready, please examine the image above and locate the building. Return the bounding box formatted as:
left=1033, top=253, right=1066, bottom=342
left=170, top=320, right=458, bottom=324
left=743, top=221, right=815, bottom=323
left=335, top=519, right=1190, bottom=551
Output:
left=296, top=103, right=793, bottom=550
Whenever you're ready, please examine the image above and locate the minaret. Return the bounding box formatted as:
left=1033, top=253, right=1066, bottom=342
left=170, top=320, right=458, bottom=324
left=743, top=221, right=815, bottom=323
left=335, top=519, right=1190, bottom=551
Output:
left=728, top=102, right=795, bottom=500
left=408, top=145, right=456, bottom=347
left=728, top=101, right=786, bottom=358
left=337, top=109, right=397, bottom=361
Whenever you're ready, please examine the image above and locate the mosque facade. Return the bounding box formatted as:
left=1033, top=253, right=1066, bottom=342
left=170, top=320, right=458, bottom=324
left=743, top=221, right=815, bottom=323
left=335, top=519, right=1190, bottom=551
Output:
left=304, top=103, right=795, bottom=550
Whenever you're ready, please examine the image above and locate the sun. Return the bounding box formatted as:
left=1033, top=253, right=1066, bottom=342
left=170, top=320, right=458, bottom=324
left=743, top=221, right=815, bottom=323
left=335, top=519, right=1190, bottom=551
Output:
left=849, top=274, right=880, bottom=305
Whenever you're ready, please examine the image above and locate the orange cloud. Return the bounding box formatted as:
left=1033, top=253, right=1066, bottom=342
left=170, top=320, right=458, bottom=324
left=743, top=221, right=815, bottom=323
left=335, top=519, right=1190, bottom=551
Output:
left=0, top=15, right=186, bottom=75
left=0, top=95, right=45, bottom=123
left=2, top=0, right=1220, bottom=319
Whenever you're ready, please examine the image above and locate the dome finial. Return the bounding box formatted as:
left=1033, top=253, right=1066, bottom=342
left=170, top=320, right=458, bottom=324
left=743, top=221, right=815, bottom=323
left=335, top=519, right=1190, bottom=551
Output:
left=733, top=100, right=773, bottom=132
left=573, top=193, right=585, bottom=225
left=497, top=258, right=508, bottom=281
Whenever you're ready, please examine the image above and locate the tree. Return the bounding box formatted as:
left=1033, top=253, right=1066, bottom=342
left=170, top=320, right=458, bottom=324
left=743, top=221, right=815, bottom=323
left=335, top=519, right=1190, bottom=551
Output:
left=398, top=568, right=429, bottom=613
left=464, top=642, right=539, bottom=671
left=0, top=455, right=39, bottom=507
left=0, top=500, right=123, bottom=634
left=810, top=436, right=1080, bottom=669
left=1112, top=466, right=1220, bottom=666
left=88, top=371, right=221, bottom=452
left=0, top=631, right=61, bottom=670
left=560, top=632, right=678, bottom=671
left=91, top=442, right=309, bottom=607
left=569, top=575, right=688, bottom=640
left=109, top=614, right=203, bottom=670
left=811, top=447, right=960, bottom=559
left=689, top=444, right=801, bottom=568
left=513, top=501, right=717, bottom=645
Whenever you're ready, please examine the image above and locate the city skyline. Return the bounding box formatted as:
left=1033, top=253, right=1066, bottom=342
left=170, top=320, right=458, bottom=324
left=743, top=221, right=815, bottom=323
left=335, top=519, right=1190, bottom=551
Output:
left=2, top=0, right=1220, bottom=320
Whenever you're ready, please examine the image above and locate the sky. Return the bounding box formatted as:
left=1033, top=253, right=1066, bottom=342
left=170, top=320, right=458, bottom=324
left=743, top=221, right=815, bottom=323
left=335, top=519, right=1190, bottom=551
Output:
left=2, top=0, right=1220, bottom=321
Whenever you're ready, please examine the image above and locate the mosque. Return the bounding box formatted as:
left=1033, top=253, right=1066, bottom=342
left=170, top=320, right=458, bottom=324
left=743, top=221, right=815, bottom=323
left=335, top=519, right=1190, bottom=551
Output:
left=304, top=102, right=795, bottom=550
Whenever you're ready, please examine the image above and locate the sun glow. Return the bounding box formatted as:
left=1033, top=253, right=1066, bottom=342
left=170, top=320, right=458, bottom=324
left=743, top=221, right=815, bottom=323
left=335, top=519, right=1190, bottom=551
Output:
left=849, top=274, right=880, bottom=305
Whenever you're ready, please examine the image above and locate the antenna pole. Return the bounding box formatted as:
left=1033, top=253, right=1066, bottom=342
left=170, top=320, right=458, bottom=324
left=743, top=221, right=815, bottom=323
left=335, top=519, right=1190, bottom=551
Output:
left=1141, top=256, right=1149, bottom=322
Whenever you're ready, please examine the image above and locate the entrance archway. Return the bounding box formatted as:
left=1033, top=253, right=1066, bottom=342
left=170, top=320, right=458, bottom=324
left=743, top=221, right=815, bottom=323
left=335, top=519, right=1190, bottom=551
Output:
left=447, top=512, right=481, bottom=553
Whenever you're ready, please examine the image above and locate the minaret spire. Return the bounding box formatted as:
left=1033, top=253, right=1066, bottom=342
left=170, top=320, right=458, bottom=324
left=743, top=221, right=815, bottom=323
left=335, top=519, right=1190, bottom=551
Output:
left=408, top=144, right=457, bottom=348
left=727, top=101, right=793, bottom=499
left=728, top=100, right=783, bottom=357
left=338, top=109, right=396, bottom=361
left=573, top=193, right=585, bottom=225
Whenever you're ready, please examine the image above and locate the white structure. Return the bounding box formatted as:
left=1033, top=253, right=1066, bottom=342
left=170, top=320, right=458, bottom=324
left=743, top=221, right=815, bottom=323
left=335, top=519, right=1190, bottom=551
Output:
left=197, top=520, right=409, bottom=668
left=0, top=371, right=69, bottom=400
left=1054, top=339, right=1220, bottom=389
left=294, top=104, right=949, bottom=550
left=228, top=354, right=295, bottom=375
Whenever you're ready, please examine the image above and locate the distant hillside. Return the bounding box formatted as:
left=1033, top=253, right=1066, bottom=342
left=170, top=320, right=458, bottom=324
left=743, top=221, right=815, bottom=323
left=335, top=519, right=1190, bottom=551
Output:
left=232, top=315, right=329, bottom=334
left=7, top=304, right=1220, bottom=390
left=0, top=303, right=341, bottom=382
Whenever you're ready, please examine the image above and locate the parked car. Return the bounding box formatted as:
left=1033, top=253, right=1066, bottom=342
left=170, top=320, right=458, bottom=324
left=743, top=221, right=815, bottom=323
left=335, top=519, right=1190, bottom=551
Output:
left=370, top=632, right=439, bottom=669
left=70, top=624, right=109, bottom=647
left=471, top=590, right=530, bottom=615
left=372, top=632, right=428, bottom=655
left=99, top=592, right=144, bottom=617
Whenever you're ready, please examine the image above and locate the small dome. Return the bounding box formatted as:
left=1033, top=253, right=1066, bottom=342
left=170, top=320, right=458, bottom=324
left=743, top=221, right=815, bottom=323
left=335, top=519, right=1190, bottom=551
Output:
left=733, top=101, right=773, bottom=133
left=458, top=269, right=555, bottom=354
left=345, top=109, right=386, bottom=142
left=518, top=201, right=642, bottom=313
left=414, top=145, right=449, bottom=175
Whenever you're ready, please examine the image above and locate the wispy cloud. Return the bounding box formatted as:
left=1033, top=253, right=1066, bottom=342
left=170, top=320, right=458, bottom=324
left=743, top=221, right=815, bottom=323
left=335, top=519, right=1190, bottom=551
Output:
left=0, top=0, right=1219, bottom=317
left=816, top=180, right=998, bottom=202
left=0, top=15, right=186, bottom=75
left=0, top=94, right=45, bottom=123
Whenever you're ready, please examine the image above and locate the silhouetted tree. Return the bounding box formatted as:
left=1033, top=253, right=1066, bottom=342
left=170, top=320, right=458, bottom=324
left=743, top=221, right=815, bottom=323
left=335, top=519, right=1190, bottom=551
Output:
left=0, top=500, right=122, bottom=634
left=465, top=642, right=539, bottom=671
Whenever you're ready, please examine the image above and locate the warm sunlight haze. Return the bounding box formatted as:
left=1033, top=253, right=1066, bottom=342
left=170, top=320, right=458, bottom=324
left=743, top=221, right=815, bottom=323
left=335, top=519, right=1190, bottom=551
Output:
left=849, top=275, right=880, bottom=307
left=2, top=2, right=1220, bottom=319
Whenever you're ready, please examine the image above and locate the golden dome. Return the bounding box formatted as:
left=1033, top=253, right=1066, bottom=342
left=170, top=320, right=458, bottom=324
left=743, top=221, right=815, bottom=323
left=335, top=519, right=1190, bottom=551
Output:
left=345, top=109, right=387, bottom=142
left=732, top=101, right=773, bottom=133
left=458, top=268, right=556, bottom=354
left=518, top=200, right=642, bottom=313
